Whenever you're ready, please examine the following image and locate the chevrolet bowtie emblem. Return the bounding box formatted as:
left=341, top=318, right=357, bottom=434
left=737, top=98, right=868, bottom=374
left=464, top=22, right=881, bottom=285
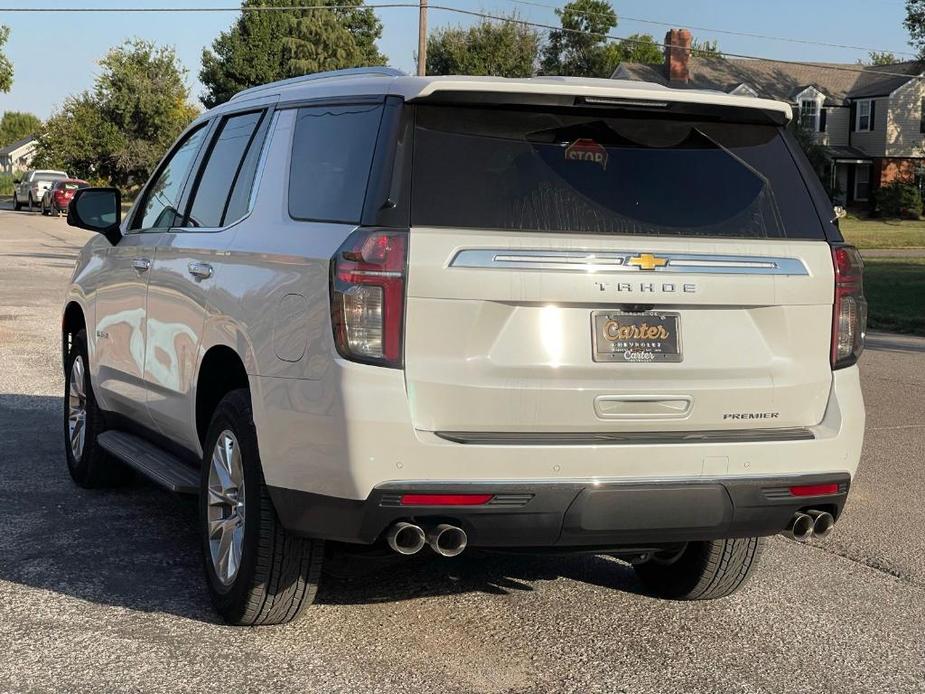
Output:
left=627, top=253, right=669, bottom=271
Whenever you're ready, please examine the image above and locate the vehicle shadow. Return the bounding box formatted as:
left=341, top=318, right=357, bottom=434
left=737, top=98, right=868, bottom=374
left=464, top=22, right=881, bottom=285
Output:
left=0, top=394, right=648, bottom=624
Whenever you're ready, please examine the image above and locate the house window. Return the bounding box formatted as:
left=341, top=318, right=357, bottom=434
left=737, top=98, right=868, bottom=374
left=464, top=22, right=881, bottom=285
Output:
left=855, top=165, right=871, bottom=201
left=800, top=99, right=819, bottom=131
left=857, top=100, right=872, bottom=131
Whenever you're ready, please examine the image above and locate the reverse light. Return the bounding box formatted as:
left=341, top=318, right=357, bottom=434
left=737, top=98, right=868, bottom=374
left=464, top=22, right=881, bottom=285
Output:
left=330, top=228, right=408, bottom=368
left=789, top=483, right=840, bottom=497
left=400, top=494, right=494, bottom=506
left=830, top=244, right=867, bottom=369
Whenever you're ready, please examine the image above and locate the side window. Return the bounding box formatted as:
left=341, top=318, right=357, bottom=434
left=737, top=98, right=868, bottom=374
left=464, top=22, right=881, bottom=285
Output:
left=288, top=103, right=384, bottom=223
left=186, top=110, right=266, bottom=228
left=132, top=124, right=208, bottom=231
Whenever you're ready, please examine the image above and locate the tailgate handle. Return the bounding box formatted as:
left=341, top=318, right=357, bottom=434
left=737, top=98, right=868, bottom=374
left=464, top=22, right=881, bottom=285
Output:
left=594, top=395, right=692, bottom=420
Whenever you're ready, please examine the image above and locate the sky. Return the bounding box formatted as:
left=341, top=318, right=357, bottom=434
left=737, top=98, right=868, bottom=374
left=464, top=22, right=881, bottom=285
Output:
left=0, top=0, right=916, bottom=119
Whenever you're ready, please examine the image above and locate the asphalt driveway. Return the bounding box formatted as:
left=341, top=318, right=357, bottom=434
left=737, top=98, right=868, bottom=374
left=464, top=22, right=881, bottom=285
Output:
left=1, top=207, right=924, bottom=693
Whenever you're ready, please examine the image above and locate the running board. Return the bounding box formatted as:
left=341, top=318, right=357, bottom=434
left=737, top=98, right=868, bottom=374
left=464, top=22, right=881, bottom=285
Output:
left=98, top=431, right=199, bottom=494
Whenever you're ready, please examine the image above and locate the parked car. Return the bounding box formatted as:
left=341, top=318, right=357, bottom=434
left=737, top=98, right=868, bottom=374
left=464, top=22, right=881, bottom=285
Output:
left=13, top=169, right=68, bottom=211
left=41, top=179, right=89, bottom=217
left=60, top=68, right=867, bottom=626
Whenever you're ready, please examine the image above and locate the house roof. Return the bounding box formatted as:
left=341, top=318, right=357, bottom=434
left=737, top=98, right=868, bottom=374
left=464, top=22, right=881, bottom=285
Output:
left=0, top=135, right=37, bottom=157
left=614, top=58, right=924, bottom=105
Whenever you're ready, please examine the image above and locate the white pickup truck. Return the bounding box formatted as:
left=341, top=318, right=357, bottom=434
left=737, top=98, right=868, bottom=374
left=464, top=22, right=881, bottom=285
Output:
left=13, top=169, right=68, bottom=211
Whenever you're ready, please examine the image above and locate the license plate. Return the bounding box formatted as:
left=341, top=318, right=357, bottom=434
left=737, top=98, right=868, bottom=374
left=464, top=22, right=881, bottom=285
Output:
left=591, top=311, right=682, bottom=363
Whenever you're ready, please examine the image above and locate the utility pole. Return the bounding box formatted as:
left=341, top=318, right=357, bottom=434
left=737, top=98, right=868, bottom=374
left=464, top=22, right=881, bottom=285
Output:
left=417, top=0, right=428, bottom=76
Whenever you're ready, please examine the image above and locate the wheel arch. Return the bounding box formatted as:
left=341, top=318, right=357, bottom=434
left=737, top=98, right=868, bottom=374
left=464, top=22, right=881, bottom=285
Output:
left=62, top=301, right=87, bottom=373
left=195, top=344, right=251, bottom=448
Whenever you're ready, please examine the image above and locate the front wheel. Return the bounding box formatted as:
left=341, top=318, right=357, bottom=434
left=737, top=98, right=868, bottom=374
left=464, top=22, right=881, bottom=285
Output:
left=633, top=537, right=763, bottom=600
left=13, top=193, right=22, bottom=211
left=28, top=194, right=35, bottom=212
left=199, top=389, right=324, bottom=626
left=63, top=330, right=130, bottom=487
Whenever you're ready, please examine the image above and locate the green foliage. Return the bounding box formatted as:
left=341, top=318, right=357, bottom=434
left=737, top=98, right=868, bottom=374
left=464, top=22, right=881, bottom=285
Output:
left=874, top=181, right=923, bottom=219
left=0, top=172, right=14, bottom=196
left=32, top=40, right=198, bottom=191
left=0, top=111, right=41, bottom=147
left=868, top=50, right=899, bottom=65
left=0, top=26, right=12, bottom=93
left=200, top=0, right=386, bottom=108
left=540, top=0, right=619, bottom=77
left=906, top=0, right=925, bottom=58
left=692, top=39, right=723, bottom=58
left=539, top=0, right=667, bottom=77
left=427, top=17, right=540, bottom=77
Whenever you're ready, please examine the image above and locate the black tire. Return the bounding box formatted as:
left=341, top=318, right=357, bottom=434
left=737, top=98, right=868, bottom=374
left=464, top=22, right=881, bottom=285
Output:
left=199, top=389, right=324, bottom=626
left=28, top=193, right=34, bottom=212
left=633, top=537, right=763, bottom=600
left=13, top=193, right=21, bottom=211
left=63, top=329, right=130, bottom=487
left=41, top=199, right=48, bottom=216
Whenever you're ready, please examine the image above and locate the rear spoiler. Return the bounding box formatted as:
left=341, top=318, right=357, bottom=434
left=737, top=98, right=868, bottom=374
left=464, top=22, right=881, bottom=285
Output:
left=409, top=90, right=790, bottom=126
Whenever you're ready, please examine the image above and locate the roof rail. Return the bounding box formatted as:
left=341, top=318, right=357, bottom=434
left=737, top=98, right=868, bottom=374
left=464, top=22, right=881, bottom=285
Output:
left=229, top=66, right=407, bottom=101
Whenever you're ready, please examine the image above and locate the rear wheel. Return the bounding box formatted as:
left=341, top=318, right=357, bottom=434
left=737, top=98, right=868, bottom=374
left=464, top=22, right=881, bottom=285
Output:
left=63, top=330, right=130, bottom=487
left=633, top=537, right=763, bottom=600
left=200, top=389, right=324, bottom=626
left=41, top=198, right=49, bottom=216
left=28, top=193, right=35, bottom=212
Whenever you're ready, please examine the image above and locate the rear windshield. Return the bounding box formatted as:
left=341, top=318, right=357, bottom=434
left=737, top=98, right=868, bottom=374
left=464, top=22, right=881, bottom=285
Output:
left=411, top=105, right=824, bottom=239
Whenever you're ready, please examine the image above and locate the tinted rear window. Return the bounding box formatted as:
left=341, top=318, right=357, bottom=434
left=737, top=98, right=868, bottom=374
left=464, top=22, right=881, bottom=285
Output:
left=411, top=105, right=824, bottom=239
left=288, top=103, right=384, bottom=224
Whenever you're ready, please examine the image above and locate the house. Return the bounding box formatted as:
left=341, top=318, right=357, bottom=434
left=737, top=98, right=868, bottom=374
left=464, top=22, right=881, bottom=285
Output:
left=0, top=135, right=37, bottom=175
left=613, top=28, right=925, bottom=207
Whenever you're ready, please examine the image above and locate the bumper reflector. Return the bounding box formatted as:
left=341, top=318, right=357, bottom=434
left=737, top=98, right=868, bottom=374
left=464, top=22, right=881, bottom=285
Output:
left=789, top=483, right=839, bottom=497
left=400, top=494, right=494, bottom=506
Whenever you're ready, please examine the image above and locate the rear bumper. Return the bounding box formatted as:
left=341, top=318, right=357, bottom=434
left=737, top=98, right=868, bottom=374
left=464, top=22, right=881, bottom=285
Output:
left=269, top=472, right=850, bottom=547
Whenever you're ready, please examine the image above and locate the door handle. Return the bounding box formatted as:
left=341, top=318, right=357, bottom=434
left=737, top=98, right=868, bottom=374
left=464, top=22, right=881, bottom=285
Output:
left=188, top=261, right=213, bottom=280
left=131, top=257, right=151, bottom=272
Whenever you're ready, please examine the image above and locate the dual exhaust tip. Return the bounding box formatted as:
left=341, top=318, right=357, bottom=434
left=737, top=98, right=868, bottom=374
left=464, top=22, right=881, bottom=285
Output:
left=787, top=510, right=835, bottom=541
left=386, top=521, right=467, bottom=557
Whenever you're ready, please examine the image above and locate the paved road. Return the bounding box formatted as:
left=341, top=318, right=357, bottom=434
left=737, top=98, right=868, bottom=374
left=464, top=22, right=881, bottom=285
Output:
left=1, top=208, right=924, bottom=694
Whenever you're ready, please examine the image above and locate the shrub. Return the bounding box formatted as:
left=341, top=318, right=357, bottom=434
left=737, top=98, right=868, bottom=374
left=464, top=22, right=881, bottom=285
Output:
left=0, top=172, right=13, bottom=196
left=874, top=182, right=923, bottom=219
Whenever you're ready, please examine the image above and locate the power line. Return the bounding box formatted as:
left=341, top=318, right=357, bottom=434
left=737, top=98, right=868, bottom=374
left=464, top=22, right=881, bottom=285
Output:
left=1, top=3, right=922, bottom=80
left=500, top=0, right=917, bottom=58
left=427, top=5, right=925, bottom=80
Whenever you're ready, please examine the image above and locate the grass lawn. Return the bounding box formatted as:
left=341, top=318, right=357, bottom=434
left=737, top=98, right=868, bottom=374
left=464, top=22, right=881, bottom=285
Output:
left=863, top=257, right=925, bottom=335
left=840, top=216, right=925, bottom=249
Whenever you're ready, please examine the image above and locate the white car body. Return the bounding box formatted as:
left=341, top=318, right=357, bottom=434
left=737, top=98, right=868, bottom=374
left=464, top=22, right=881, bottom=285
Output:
left=61, top=70, right=866, bottom=621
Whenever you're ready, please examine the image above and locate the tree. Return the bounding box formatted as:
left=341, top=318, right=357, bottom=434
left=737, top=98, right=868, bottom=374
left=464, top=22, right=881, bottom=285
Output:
left=201, top=0, right=386, bottom=108
left=0, top=26, right=12, bottom=93
left=0, top=112, right=41, bottom=147
left=692, top=38, right=724, bottom=58
left=867, top=50, right=899, bottom=65
left=906, top=0, right=925, bottom=57
left=427, top=17, right=540, bottom=77
left=540, top=0, right=667, bottom=77
left=541, top=0, right=619, bottom=78
left=32, top=40, right=197, bottom=189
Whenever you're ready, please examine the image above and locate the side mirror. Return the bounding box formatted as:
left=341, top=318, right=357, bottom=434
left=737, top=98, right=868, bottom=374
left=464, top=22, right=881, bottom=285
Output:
left=68, top=187, right=122, bottom=245
left=13, top=178, right=20, bottom=184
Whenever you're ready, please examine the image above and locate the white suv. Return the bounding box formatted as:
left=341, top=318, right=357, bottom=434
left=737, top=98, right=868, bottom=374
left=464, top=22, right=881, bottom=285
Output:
left=61, top=69, right=866, bottom=626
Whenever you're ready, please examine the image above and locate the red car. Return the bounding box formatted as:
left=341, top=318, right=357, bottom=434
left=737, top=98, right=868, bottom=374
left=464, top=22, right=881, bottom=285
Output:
left=41, top=179, right=90, bottom=217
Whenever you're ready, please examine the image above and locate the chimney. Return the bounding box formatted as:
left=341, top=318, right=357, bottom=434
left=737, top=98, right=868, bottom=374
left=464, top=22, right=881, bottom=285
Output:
left=664, top=28, right=692, bottom=83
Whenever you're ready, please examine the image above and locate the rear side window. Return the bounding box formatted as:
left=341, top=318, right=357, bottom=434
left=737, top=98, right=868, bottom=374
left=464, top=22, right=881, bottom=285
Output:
left=288, top=103, right=384, bottom=223
left=187, top=110, right=266, bottom=228
left=411, top=105, right=825, bottom=239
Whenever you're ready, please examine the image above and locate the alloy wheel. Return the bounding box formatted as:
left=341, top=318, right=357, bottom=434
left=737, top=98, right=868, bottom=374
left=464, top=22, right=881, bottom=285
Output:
left=67, top=356, right=87, bottom=460
left=207, top=430, right=246, bottom=586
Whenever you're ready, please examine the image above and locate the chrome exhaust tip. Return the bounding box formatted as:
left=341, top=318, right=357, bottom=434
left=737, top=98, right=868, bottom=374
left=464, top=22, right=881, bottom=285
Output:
left=787, top=512, right=814, bottom=542
left=806, top=510, right=835, bottom=539
left=386, top=522, right=426, bottom=555
left=426, top=524, right=467, bottom=558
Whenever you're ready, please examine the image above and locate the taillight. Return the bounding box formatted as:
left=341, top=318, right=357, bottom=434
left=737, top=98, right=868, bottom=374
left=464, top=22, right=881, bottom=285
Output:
left=831, top=244, right=867, bottom=369
left=330, top=228, right=408, bottom=368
